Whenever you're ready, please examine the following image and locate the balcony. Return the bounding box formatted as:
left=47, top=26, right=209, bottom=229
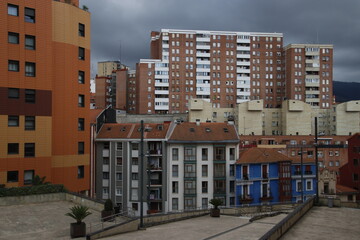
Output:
left=260, top=195, right=273, bottom=202
left=150, top=179, right=162, bottom=186
left=239, top=195, right=253, bottom=204
left=148, top=149, right=162, bottom=155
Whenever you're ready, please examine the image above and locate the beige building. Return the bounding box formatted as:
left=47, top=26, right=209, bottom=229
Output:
left=189, top=99, right=360, bottom=136
left=97, top=60, right=121, bottom=77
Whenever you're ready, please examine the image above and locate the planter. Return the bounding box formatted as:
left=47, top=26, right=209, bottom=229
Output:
left=210, top=208, right=220, bottom=217
left=70, top=222, right=86, bottom=238
left=239, top=198, right=253, bottom=204
left=101, top=210, right=114, bottom=222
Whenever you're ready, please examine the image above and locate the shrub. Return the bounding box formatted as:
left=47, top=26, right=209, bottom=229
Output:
left=65, top=205, right=92, bottom=224
left=0, top=184, right=66, bottom=197
left=209, top=198, right=223, bottom=209
left=104, top=199, right=113, bottom=211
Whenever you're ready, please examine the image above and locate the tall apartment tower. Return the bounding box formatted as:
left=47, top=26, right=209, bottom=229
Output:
left=285, top=44, right=333, bottom=108
left=1, top=0, right=90, bottom=193
left=135, top=29, right=285, bottom=114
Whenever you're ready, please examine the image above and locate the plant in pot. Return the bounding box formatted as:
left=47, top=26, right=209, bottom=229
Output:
left=101, top=199, right=114, bottom=222
left=209, top=198, right=223, bottom=217
left=65, top=205, right=92, bottom=238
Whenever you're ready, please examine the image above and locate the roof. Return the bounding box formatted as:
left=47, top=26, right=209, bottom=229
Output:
left=168, top=122, right=239, bottom=143
left=96, top=123, right=170, bottom=140
left=236, top=147, right=306, bottom=164
left=89, top=109, right=104, bottom=124
left=336, top=184, right=359, bottom=194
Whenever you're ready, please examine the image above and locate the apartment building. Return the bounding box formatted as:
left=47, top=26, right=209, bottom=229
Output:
left=188, top=99, right=360, bottom=136
left=97, top=60, right=121, bottom=77
left=135, top=29, right=285, bottom=114
left=1, top=0, right=90, bottom=192
left=95, top=122, right=170, bottom=215
left=284, top=44, right=333, bottom=109
left=167, top=122, right=239, bottom=210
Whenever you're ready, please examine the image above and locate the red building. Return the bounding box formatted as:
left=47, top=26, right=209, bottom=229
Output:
left=339, top=133, right=360, bottom=200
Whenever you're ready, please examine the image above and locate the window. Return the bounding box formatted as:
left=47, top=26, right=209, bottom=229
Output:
left=8, top=32, right=19, bottom=44
left=8, top=60, right=19, bottom=72
left=116, top=173, right=122, bottom=181
left=202, top=165, right=208, bottom=177
left=306, top=179, right=313, bottom=191
left=172, top=198, right=178, bottom=211
left=202, top=198, right=208, bottom=209
left=172, top=148, right=179, bottom=160
left=116, top=188, right=122, bottom=196
left=25, top=62, right=36, bottom=77
left=78, top=71, right=85, bottom=84
left=296, top=180, right=302, bottom=192
left=25, top=89, right=36, bottom=103
left=24, top=170, right=34, bottom=185
left=172, top=165, right=179, bottom=177
left=172, top=181, right=178, bottom=193
left=132, top=202, right=138, bottom=211
left=8, top=4, right=18, bottom=16
left=229, top=148, right=235, bottom=160
left=8, top=115, right=19, bottom=127
left=7, top=171, right=18, bottom=183
left=354, top=174, right=359, bottom=181
left=78, top=118, right=84, bottom=131
left=184, top=164, right=196, bottom=178
left=25, top=8, right=35, bottom=23
left=8, top=88, right=19, bottom=99
left=354, top=159, right=359, bottom=166
left=25, top=35, right=36, bottom=50
left=79, top=23, right=85, bottom=37
left=78, top=142, right=84, bottom=154
left=131, top=158, right=138, bottom=165
left=78, top=94, right=85, bottom=107
left=132, top=173, right=139, bottom=180
left=103, top=172, right=109, bottom=179
left=230, top=164, right=235, bottom=177
left=202, top=148, right=208, bottom=160
left=8, top=143, right=19, bottom=155
left=230, top=180, right=235, bottom=193
left=25, top=116, right=35, bottom=130
left=24, top=143, right=35, bottom=157
left=202, top=181, right=208, bottom=193
left=131, top=143, right=139, bottom=150
left=79, top=47, right=85, bottom=60
left=103, top=157, right=109, bottom=165
left=116, top=157, right=123, bottom=165
left=78, top=166, right=84, bottom=178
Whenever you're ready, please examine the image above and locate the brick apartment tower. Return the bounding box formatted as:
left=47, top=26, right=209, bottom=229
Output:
left=284, top=44, right=333, bottom=108
left=135, top=29, right=286, bottom=114
left=0, top=0, right=90, bottom=193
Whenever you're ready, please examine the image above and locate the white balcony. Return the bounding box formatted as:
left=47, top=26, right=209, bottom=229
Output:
left=196, top=37, right=211, bottom=42
left=236, top=68, right=250, bottom=74
left=132, top=165, right=139, bottom=173
left=155, top=105, right=169, bottom=110
left=162, top=44, right=169, bottom=49
left=196, top=68, right=211, bottom=73
left=237, top=38, right=250, bottom=43
left=196, top=52, right=211, bottom=58
left=154, top=82, right=169, bottom=87
left=102, top=179, right=109, bottom=187
left=196, top=91, right=210, bottom=96
left=102, top=165, right=109, bottom=172
left=196, top=60, right=211, bottom=65
left=162, top=36, right=169, bottom=41
left=155, top=67, right=169, bottom=72
left=155, top=74, right=169, bottom=79
left=196, top=45, right=211, bottom=50
left=102, top=149, right=109, bottom=157
left=154, top=90, right=169, bottom=95
left=196, top=75, right=211, bottom=80
left=237, top=54, right=251, bottom=59
left=237, top=61, right=251, bottom=66
left=237, top=76, right=250, bottom=81
left=237, top=46, right=250, bottom=51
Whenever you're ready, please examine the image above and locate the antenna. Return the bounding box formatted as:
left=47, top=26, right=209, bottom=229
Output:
left=119, top=40, right=122, bottom=64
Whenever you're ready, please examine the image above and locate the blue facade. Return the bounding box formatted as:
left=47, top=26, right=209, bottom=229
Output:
left=236, top=162, right=316, bottom=205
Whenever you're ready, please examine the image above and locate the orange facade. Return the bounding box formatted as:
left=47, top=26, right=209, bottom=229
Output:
left=1, top=0, right=90, bottom=193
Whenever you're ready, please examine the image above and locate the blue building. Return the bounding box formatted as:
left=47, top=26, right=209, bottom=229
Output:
left=236, top=148, right=316, bottom=205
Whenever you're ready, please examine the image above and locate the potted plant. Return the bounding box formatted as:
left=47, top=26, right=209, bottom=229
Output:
left=65, top=205, right=92, bottom=238
left=209, top=198, right=223, bottom=217
left=101, top=199, right=114, bottom=221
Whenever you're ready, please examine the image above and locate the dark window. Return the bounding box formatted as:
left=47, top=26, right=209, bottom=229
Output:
left=8, top=4, right=18, bottom=16
left=79, top=23, right=85, bottom=37
left=8, top=32, right=19, bottom=44
left=78, top=71, right=85, bottom=84
left=7, top=171, right=18, bottom=182
left=25, top=7, right=35, bottom=23
left=132, top=173, right=139, bottom=180
left=78, top=166, right=84, bottom=178
left=78, top=95, right=85, bottom=107
left=78, top=142, right=84, bottom=154
left=8, top=60, right=19, bottom=72
left=24, top=170, right=34, bottom=185
left=354, top=174, right=359, bottom=181
left=8, top=143, right=19, bottom=155
left=229, top=148, right=235, bottom=160
left=103, top=172, right=110, bottom=179
left=202, top=148, right=208, bottom=160
left=25, top=62, right=36, bottom=77
left=78, top=47, right=85, bottom=60
left=25, top=89, right=36, bottom=103
left=24, top=143, right=35, bottom=157
left=354, top=159, right=359, bottom=166
left=78, top=118, right=84, bottom=131
left=202, top=181, right=208, bottom=193
left=8, top=115, right=19, bottom=127
left=25, top=35, right=36, bottom=50
left=8, top=88, right=19, bottom=99
left=172, top=181, right=178, bottom=193
left=25, top=116, right=35, bottom=130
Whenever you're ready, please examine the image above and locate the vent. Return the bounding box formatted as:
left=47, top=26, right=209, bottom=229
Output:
left=190, top=128, right=195, bottom=132
left=205, top=128, right=211, bottom=132
left=223, top=128, right=229, bottom=133
left=121, top=127, right=126, bottom=131
left=157, top=124, right=164, bottom=130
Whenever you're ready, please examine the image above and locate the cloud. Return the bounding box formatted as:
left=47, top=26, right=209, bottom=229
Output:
left=81, top=0, right=360, bottom=82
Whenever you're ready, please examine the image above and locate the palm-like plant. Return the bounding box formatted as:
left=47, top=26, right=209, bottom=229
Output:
left=209, top=198, right=223, bottom=209
left=65, top=205, right=92, bottom=224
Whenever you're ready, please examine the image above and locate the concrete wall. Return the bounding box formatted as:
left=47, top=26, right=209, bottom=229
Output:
left=87, top=219, right=140, bottom=240
left=220, top=203, right=299, bottom=216
left=0, top=192, right=104, bottom=211
left=259, top=197, right=315, bottom=240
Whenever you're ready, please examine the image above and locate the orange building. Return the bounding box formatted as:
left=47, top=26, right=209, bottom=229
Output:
left=0, top=0, right=90, bottom=193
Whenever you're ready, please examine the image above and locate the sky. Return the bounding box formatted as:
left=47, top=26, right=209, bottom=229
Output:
left=80, top=0, right=360, bottom=83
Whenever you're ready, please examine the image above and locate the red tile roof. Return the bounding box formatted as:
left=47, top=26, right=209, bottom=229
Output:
left=168, top=122, right=239, bottom=143
left=89, top=109, right=105, bottom=124
left=96, top=123, right=170, bottom=139
left=237, top=148, right=296, bottom=164
left=336, top=184, right=359, bottom=194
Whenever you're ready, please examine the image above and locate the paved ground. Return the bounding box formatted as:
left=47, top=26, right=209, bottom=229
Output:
left=102, top=214, right=288, bottom=240
left=0, top=201, right=102, bottom=240
left=281, top=206, right=360, bottom=240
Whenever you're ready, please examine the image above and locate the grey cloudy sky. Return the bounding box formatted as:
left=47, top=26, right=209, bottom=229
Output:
left=80, top=0, right=360, bottom=83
